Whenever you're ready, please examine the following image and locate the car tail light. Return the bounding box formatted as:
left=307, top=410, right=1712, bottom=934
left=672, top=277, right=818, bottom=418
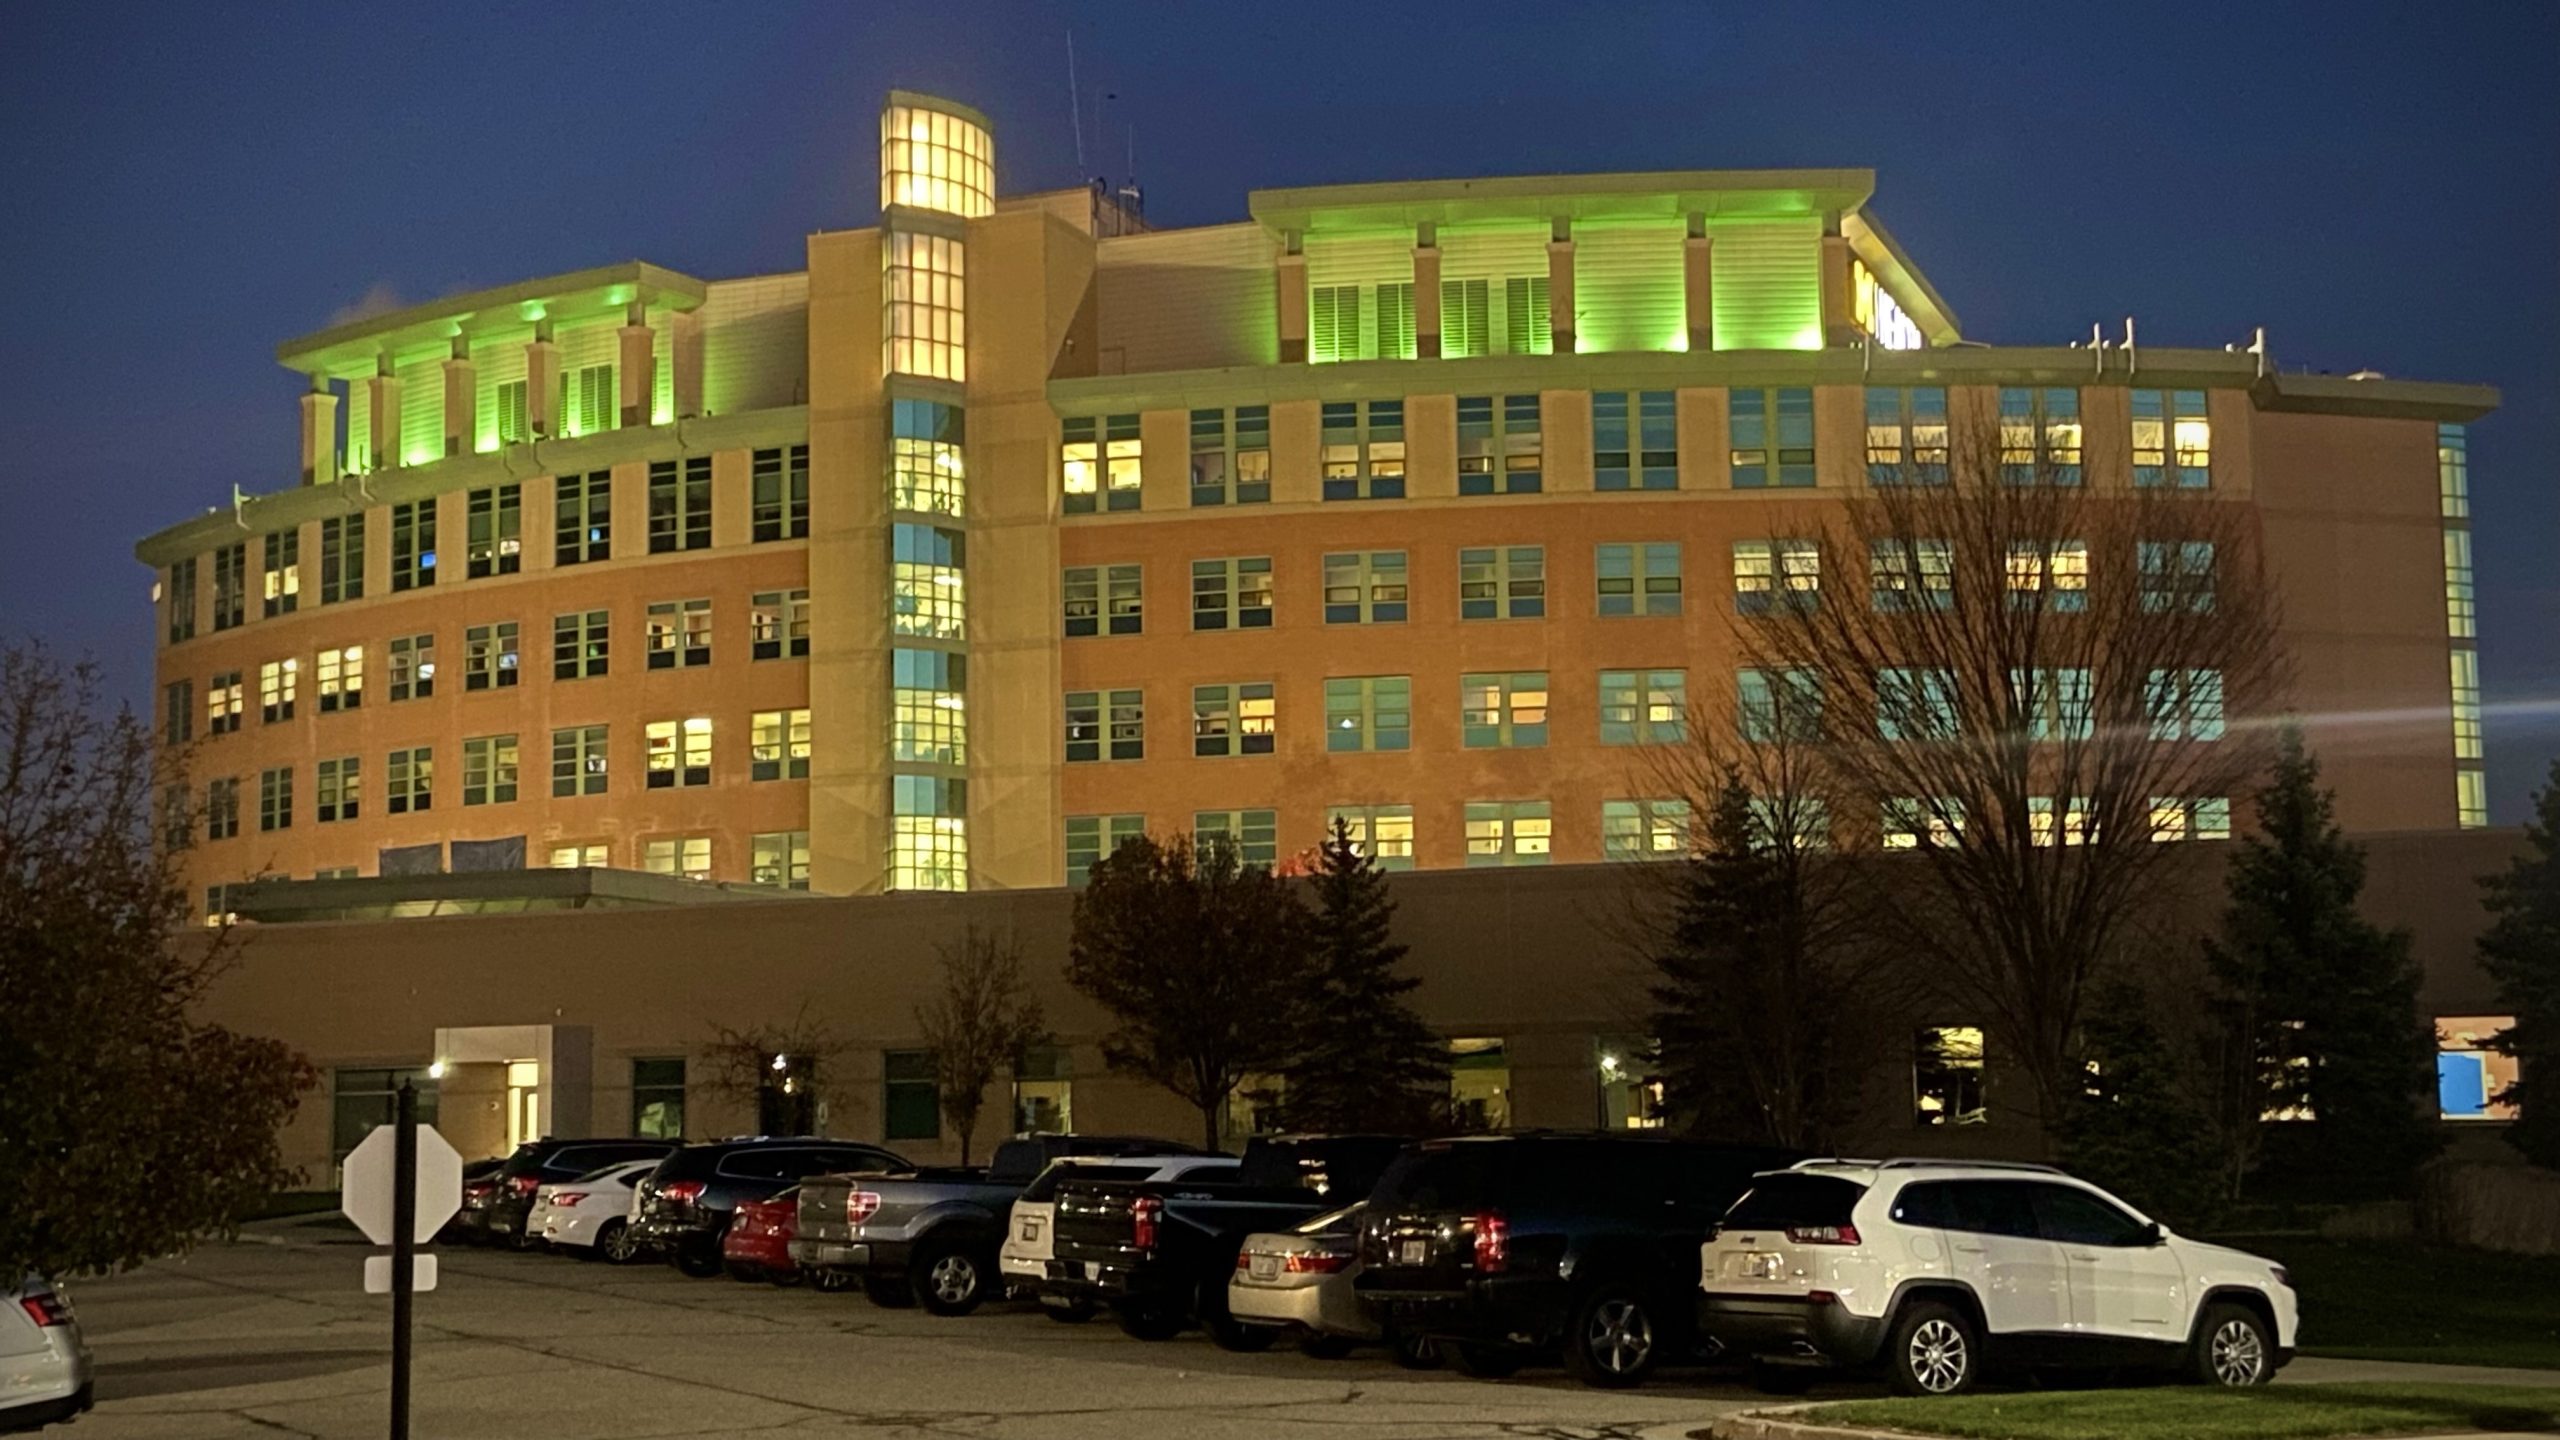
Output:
left=1234, top=1251, right=1256, bottom=1271
left=1285, top=1252, right=1350, bottom=1274
left=1471, top=1211, right=1508, bottom=1273
left=552, top=1192, right=587, bottom=1208
left=660, top=1180, right=706, bottom=1208
left=847, top=1191, right=882, bottom=1224
left=19, top=1293, right=69, bottom=1327
left=1806, top=1290, right=1839, bottom=1307
left=1787, top=1225, right=1861, bottom=1246
left=1131, top=1195, right=1163, bottom=1254
left=506, top=1174, right=540, bottom=1197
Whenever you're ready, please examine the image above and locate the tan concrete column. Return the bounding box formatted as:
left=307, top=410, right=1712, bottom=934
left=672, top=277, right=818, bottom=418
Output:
left=298, top=381, right=339, bottom=485
left=364, top=358, right=401, bottom=472
left=669, top=309, right=704, bottom=418
left=1684, top=216, right=1714, bottom=353
left=1546, top=220, right=1576, bottom=356
left=1276, top=234, right=1307, bottom=364
left=442, top=335, right=476, bottom=458
left=618, top=305, right=656, bottom=428
left=1412, top=224, right=1442, bottom=359
left=1820, top=233, right=1859, bottom=347
left=525, top=322, right=561, bottom=439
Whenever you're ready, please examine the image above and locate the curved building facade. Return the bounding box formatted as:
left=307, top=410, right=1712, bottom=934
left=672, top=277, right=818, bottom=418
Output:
left=140, top=90, right=2497, bottom=912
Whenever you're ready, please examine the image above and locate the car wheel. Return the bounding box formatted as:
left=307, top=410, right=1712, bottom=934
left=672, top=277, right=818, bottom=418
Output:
left=862, top=1275, right=916, bottom=1308
left=1564, top=1284, right=1663, bottom=1389
left=808, top=1267, right=857, bottom=1293
left=596, top=1221, right=638, bottom=1265
left=672, top=1245, right=724, bottom=1279
left=1390, top=1329, right=1443, bottom=1370
left=911, top=1243, right=990, bottom=1317
left=1751, top=1360, right=1816, bottom=1395
left=765, top=1264, right=803, bottom=1288
left=2192, top=1302, right=2274, bottom=1387
left=1887, top=1300, right=1980, bottom=1397
left=1041, top=1298, right=1097, bottom=1324
left=1298, top=1334, right=1358, bottom=1360
left=1447, top=1342, right=1523, bottom=1380
left=1116, top=1304, right=1185, bottom=1341
left=1209, top=1314, right=1277, bottom=1352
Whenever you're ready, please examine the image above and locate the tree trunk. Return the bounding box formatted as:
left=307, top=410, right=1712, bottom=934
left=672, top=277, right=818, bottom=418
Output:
left=1201, top=1102, right=1222, bottom=1153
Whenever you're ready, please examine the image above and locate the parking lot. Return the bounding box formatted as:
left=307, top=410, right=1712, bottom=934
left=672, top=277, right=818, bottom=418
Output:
left=57, top=1218, right=1791, bottom=1439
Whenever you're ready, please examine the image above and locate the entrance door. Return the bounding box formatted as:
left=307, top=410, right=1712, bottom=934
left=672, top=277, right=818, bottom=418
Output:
left=506, top=1060, right=542, bottom=1148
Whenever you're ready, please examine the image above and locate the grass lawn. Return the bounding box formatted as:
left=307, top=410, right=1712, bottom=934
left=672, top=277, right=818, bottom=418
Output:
left=1797, top=1383, right=2560, bottom=1440
left=2224, top=1234, right=2560, bottom=1370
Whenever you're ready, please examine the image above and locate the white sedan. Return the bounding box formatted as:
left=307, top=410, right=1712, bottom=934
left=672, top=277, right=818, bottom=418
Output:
left=2, top=1274, right=91, bottom=1430
left=531, top=1159, right=659, bottom=1262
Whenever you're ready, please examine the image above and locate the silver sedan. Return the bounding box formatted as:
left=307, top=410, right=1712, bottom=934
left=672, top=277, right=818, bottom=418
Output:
left=1228, top=1205, right=1436, bottom=1367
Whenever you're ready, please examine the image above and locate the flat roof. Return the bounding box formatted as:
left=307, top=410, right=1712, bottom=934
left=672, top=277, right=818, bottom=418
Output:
left=277, top=261, right=707, bottom=380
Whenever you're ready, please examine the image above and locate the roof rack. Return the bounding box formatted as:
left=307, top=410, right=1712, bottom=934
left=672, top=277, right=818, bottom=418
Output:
left=1784, top=1157, right=2065, bottom=1175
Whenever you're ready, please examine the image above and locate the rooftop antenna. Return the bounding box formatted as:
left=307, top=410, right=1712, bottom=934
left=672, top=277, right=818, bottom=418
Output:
left=1066, top=29, right=1086, bottom=175
left=2123, top=316, right=2138, bottom=378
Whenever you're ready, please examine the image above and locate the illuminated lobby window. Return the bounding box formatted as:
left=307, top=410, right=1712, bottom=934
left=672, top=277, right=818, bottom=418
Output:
left=1458, top=395, right=1542, bottom=495
left=1065, top=814, right=1145, bottom=888
left=1328, top=805, right=1415, bottom=872
left=893, top=524, right=966, bottom=640
left=1598, top=669, right=1685, bottom=747
left=1321, top=401, right=1406, bottom=501
left=1464, top=801, right=1551, bottom=867
left=1593, top=391, right=1675, bottom=491
left=880, top=101, right=993, bottom=218
left=893, top=400, right=966, bottom=517
left=1602, top=798, right=1689, bottom=861
left=1914, top=1027, right=1985, bottom=1125
left=2132, top=389, right=2210, bottom=488
left=1324, top=676, right=1411, bottom=753
left=1062, top=414, right=1139, bottom=514
left=891, top=775, right=969, bottom=892
left=893, top=649, right=966, bottom=765
left=1191, top=406, right=1271, bottom=506
left=1884, top=798, right=1963, bottom=850
left=1730, top=387, right=1814, bottom=488
left=1997, top=387, right=2082, bottom=486
left=2437, top=1016, right=2519, bottom=1120
left=550, top=843, right=608, bottom=870
left=1193, top=809, right=1279, bottom=870
left=885, top=230, right=967, bottom=382
left=1461, top=672, right=1549, bottom=749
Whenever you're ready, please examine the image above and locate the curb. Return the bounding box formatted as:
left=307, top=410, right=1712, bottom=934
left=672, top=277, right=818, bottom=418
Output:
left=1700, top=1408, right=1938, bottom=1440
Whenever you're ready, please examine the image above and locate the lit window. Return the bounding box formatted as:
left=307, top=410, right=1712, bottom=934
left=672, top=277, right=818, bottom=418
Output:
left=751, top=589, right=811, bottom=660
left=550, top=843, right=608, bottom=869
left=207, top=669, right=244, bottom=733
left=645, top=718, right=713, bottom=789
left=892, top=400, right=966, bottom=517
left=879, top=100, right=993, bottom=217
left=1865, top=387, right=1949, bottom=486
left=553, top=610, right=609, bottom=681
left=1730, top=387, right=1815, bottom=488
left=2457, top=770, right=2488, bottom=829
left=1458, top=546, right=1545, bottom=620
left=1191, top=557, right=1274, bottom=630
left=1733, top=540, right=1820, bottom=614
left=1464, top=801, right=1551, bottom=867
left=1458, top=394, right=1544, bottom=495
left=751, top=445, right=811, bottom=542
left=1871, top=538, right=1954, bottom=612
left=2148, top=796, right=2233, bottom=843
left=1320, top=401, right=1406, bottom=501
left=1193, top=683, right=1277, bottom=758
left=1328, top=805, right=1415, bottom=872
left=2450, top=650, right=2483, bottom=762
left=893, top=649, right=966, bottom=764
left=2437, top=425, right=2469, bottom=520
left=259, top=658, right=298, bottom=723
left=1997, top=388, right=2082, bottom=486
left=1599, top=669, right=1686, bottom=746
left=752, top=831, right=812, bottom=891
left=2145, top=668, right=2226, bottom=742
left=643, top=836, right=714, bottom=882
left=555, top=471, right=610, bottom=565
left=1461, top=672, right=1549, bottom=749
left=261, top=528, right=300, bottom=617
left=1596, top=542, right=1681, bottom=617
left=647, top=458, right=713, bottom=553
left=1850, top=259, right=1923, bottom=350
left=465, top=484, right=522, bottom=578
left=1884, top=797, right=1963, bottom=849
left=2029, top=796, right=2094, bottom=848
left=1193, top=809, right=1279, bottom=870
left=1065, top=814, right=1145, bottom=888
left=386, top=634, right=435, bottom=701
left=1324, top=676, right=1410, bottom=752
left=1602, top=798, right=1689, bottom=861
left=750, top=708, right=812, bottom=781
left=1190, top=407, right=1271, bottom=506
left=1065, top=689, right=1143, bottom=762
left=1061, top=414, right=1140, bottom=515
left=2437, top=1016, right=2519, bottom=1120
left=883, top=229, right=967, bottom=381
left=2131, top=389, right=2210, bottom=488
left=463, top=622, right=520, bottom=690
left=316, top=645, right=363, bottom=713
left=461, top=734, right=519, bottom=806
left=2006, top=541, right=2089, bottom=612
left=1914, top=1028, right=1986, bottom=1125
left=2443, top=530, right=2476, bottom=639
left=890, top=774, right=968, bottom=892
left=893, top=525, right=966, bottom=640
left=1322, top=552, right=1408, bottom=625
left=646, top=598, right=712, bottom=669
left=551, top=725, right=608, bottom=798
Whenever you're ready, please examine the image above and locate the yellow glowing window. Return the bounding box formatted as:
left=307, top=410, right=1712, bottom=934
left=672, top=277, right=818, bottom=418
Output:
left=880, top=102, right=993, bottom=218
left=317, top=645, right=363, bottom=713
left=645, top=718, right=712, bottom=789
left=1464, top=801, right=1551, bottom=867
left=884, top=230, right=967, bottom=382
left=1328, top=805, right=1416, bottom=871
left=643, top=836, right=713, bottom=881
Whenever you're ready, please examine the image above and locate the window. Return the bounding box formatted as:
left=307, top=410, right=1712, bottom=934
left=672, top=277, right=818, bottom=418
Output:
left=330, top=1067, right=442, bottom=1160
left=258, top=766, right=292, bottom=832
left=1730, top=386, right=1814, bottom=488
left=390, top=500, right=436, bottom=591
left=1191, top=557, right=1274, bottom=630
left=884, top=229, right=967, bottom=381
left=1871, top=538, right=1955, bottom=612
left=892, top=649, right=966, bottom=764
left=2028, top=796, right=2094, bottom=848
left=1458, top=545, right=1544, bottom=620
left=205, top=777, right=240, bottom=840
left=316, top=756, right=358, bottom=822
left=316, top=645, right=363, bottom=712
left=167, top=556, right=198, bottom=643
left=2444, top=529, right=2477, bottom=639
left=646, top=599, right=712, bottom=669
left=2132, top=388, right=2210, bottom=487
left=752, top=830, right=811, bottom=890
left=2451, top=650, right=2484, bottom=762
left=1461, top=672, right=1549, bottom=748
left=1753, top=795, right=1833, bottom=851
left=464, top=485, right=521, bottom=578
left=1321, top=401, right=1406, bottom=500
left=1191, top=406, right=1271, bottom=506
left=892, top=399, right=966, bottom=516
left=1014, top=1048, right=1073, bottom=1134
left=461, top=734, right=519, bottom=806
left=1065, top=814, right=1145, bottom=888
left=259, top=659, right=298, bottom=723
left=2007, top=541, right=2089, bottom=612
left=884, top=1051, right=940, bottom=1142
left=552, top=610, right=608, bottom=680
left=161, top=780, right=190, bottom=855
left=1440, top=276, right=1493, bottom=358
left=1310, top=281, right=1420, bottom=363
left=1594, top=390, right=1676, bottom=491
left=632, top=1059, right=685, bottom=1139
left=643, top=836, right=713, bottom=881
left=1998, top=387, right=2083, bottom=485
left=1740, top=667, right=1824, bottom=743
left=1458, top=394, right=1542, bottom=495
left=2437, top=1015, right=2520, bottom=1121
left=881, top=101, right=994, bottom=215
left=387, top=634, right=435, bottom=701
left=387, top=746, right=433, bottom=815
left=2146, top=668, right=2226, bottom=741
left=648, top=457, right=713, bottom=553
left=319, top=514, right=364, bottom=603
left=1865, top=387, right=1950, bottom=485
left=2438, top=424, right=2470, bottom=520
left=1878, top=668, right=1958, bottom=741
left=751, top=589, right=811, bottom=660
left=2138, top=540, right=2216, bottom=614
left=1914, top=1027, right=1986, bottom=1125
left=1464, top=801, right=1551, bottom=867
left=163, top=680, right=192, bottom=746
left=550, top=725, right=608, bottom=798
left=496, top=378, right=531, bottom=444
left=1599, top=669, right=1685, bottom=746
left=1883, top=797, right=1963, bottom=849
left=1323, top=551, right=1408, bottom=624
left=1602, top=798, right=1690, bottom=861
left=555, top=471, right=610, bottom=565
left=566, top=362, right=615, bottom=436
left=1596, top=542, right=1681, bottom=617
left=751, top=709, right=812, bottom=780
left=550, top=843, right=608, bottom=868
left=893, top=524, right=966, bottom=639
left=751, top=445, right=810, bottom=541
left=645, top=718, right=713, bottom=789
left=1064, top=564, right=1143, bottom=637
left=1065, top=689, right=1144, bottom=762
left=463, top=622, right=520, bottom=690
left=2017, top=668, right=2096, bottom=741
left=261, top=529, right=300, bottom=617
left=211, top=542, right=246, bottom=630
left=1192, top=683, right=1276, bottom=757
left=1324, top=676, right=1411, bottom=752
left=1193, top=809, right=1279, bottom=870
left=1733, top=540, right=1819, bottom=614
left=2148, top=796, right=2233, bottom=843
left=1062, top=414, right=1141, bottom=514
left=207, top=670, right=243, bottom=734
left=1329, top=805, right=1415, bottom=871
left=891, top=774, right=968, bottom=891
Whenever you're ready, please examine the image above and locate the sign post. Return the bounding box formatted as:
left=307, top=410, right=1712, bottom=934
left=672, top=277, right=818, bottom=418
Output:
left=390, top=1081, right=415, bottom=1440
left=340, top=1085, right=461, bottom=1440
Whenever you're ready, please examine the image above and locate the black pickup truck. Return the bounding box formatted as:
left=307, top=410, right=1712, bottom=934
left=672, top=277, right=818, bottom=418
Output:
left=1048, top=1133, right=1410, bottom=1345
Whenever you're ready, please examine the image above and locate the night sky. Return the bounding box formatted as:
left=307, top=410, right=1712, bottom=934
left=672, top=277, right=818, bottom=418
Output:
left=5, top=1, right=2552, bottom=819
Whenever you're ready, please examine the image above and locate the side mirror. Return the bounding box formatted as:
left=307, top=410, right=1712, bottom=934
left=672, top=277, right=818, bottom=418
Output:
left=2144, top=1222, right=2166, bottom=1246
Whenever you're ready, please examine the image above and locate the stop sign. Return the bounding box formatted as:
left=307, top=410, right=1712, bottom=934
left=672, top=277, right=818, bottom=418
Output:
left=342, top=1123, right=465, bottom=1246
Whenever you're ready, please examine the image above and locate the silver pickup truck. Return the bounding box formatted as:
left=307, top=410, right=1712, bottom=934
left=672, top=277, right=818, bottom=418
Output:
left=793, top=1134, right=1203, bottom=1315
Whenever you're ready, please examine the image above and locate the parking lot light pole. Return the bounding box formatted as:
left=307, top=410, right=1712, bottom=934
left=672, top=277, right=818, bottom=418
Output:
left=391, top=1080, right=416, bottom=1440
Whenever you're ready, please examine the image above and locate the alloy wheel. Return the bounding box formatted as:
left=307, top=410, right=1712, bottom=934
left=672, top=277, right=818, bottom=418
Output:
left=600, top=1223, right=635, bottom=1264
left=2210, top=1319, right=2266, bottom=1385
left=1908, top=1318, right=1969, bottom=1393
left=1586, top=1298, right=1653, bottom=1375
left=929, top=1253, right=977, bottom=1306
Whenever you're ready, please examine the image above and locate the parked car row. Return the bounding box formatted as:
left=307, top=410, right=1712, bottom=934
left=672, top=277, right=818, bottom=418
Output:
left=461, top=1129, right=2301, bottom=1399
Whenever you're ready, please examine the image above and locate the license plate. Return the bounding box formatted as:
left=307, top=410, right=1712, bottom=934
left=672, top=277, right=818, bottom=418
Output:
left=1249, top=1254, right=1279, bottom=1280
left=1732, top=1251, right=1783, bottom=1280
left=1399, top=1240, right=1429, bottom=1266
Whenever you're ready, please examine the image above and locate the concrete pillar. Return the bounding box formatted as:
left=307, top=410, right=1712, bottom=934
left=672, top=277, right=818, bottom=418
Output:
left=1276, top=233, right=1307, bottom=364
left=1684, top=214, right=1714, bottom=354
left=298, top=381, right=339, bottom=486
left=1821, top=232, right=1859, bottom=347
left=1546, top=220, right=1576, bottom=356
left=669, top=309, right=704, bottom=418
left=1412, top=224, right=1442, bottom=360
left=442, top=335, right=475, bottom=458
left=618, top=304, right=656, bottom=428
left=364, top=358, right=401, bottom=472
left=525, top=322, right=561, bottom=439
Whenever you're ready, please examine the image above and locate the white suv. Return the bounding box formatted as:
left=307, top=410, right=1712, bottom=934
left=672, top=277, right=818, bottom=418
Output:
left=1698, top=1159, right=2296, bottom=1397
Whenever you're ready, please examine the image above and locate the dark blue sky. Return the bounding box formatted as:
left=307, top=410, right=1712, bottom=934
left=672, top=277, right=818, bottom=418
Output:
left=5, top=1, right=2552, bottom=818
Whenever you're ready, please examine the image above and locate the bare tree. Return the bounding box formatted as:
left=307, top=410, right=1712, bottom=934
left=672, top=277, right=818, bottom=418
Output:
left=914, top=925, right=1049, bottom=1164
left=700, top=1001, right=847, bottom=1137
left=1729, top=410, right=2287, bottom=1139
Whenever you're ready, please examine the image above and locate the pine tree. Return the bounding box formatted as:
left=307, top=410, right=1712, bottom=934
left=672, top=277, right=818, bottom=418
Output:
left=2061, top=982, right=2226, bottom=1231
left=2479, top=760, right=2560, bottom=1168
left=2208, top=730, right=2439, bottom=1199
left=1281, top=818, right=1448, bottom=1132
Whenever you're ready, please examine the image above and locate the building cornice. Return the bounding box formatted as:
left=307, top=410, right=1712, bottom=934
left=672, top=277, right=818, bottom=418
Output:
left=1248, top=169, right=1876, bottom=235
left=277, top=261, right=708, bottom=380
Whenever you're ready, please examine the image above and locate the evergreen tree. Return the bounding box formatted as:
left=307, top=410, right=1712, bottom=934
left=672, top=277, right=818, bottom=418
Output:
left=1280, top=818, right=1449, bottom=1132
left=2479, top=760, right=2560, bottom=1168
left=2208, top=730, right=2439, bottom=1199
left=2061, top=982, right=2226, bottom=1231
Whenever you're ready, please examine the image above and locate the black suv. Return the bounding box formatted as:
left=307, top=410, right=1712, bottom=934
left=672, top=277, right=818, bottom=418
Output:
left=1354, top=1133, right=1793, bottom=1387
left=633, top=1137, right=906, bottom=1276
left=463, top=1138, right=681, bottom=1246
